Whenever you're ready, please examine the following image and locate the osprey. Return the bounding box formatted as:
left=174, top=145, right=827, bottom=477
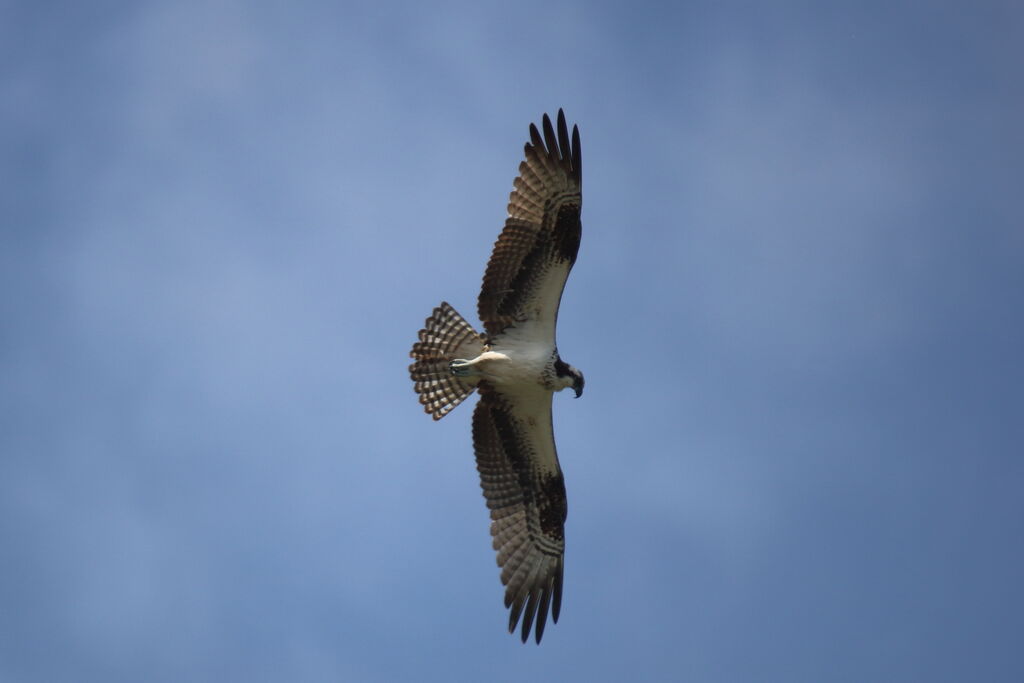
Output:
left=408, top=110, right=584, bottom=644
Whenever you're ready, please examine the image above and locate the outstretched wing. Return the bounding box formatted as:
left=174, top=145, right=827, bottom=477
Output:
left=478, top=109, right=582, bottom=341
left=472, top=383, right=567, bottom=643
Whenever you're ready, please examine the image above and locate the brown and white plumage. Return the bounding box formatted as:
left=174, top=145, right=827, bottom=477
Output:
left=410, top=302, right=486, bottom=420
left=478, top=109, right=582, bottom=341
left=409, top=110, right=583, bottom=643
left=473, top=384, right=567, bottom=643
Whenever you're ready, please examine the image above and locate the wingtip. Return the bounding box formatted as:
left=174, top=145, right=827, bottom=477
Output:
left=541, top=113, right=558, bottom=159
left=552, top=559, right=564, bottom=622
left=520, top=590, right=539, bottom=642
left=571, top=122, right=582, bottom=186
left=530, top=121, right=544, bottom=149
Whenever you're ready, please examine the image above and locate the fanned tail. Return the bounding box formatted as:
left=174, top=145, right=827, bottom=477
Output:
left=409, top=302, right=486, bottom=420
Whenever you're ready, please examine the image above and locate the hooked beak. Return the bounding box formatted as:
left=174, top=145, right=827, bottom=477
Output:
left=573, top=376, right=584, bottom=398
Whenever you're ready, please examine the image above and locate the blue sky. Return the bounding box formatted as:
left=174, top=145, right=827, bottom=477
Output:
left=2, top=1, right=1023, bottom=681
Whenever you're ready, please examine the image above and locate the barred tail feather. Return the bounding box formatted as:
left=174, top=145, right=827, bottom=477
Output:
left=409, top=302, right=486, bottom=420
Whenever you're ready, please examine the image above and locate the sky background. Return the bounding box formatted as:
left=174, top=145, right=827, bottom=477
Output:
left=3, top=1, right=1023, bottom=681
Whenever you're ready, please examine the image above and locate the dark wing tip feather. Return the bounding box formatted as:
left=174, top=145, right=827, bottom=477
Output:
left=552, top=560, right=564, bottom=622
left=504, top=567, right=562, bottom=644
left=556, top=110, right=570, bottom=163
left=520, top=590, right=539, bottom=643
left=530, top=111, right=581, bottom=183
left=544, top=109, right=581, bottom=187
left=507, top=591, right=525, bottom=631
left=541, top=113, right=558, bottom=160
left=534, top=581, right=553, bottom=643
left=529, top=122, right=544, bottom=151
left=571, top=123, right=581, bottom=187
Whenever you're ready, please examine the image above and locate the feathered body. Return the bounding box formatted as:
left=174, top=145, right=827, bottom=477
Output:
left=409, top=110, right=583, bottom=643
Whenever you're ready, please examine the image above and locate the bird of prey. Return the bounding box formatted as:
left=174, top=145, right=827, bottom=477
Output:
left=408, top=110, right=584, bottom=644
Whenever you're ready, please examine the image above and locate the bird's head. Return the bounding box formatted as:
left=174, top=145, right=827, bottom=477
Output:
left=571, top=368, right=585, bottom=398
left=554, top=358, right=585, bottom=398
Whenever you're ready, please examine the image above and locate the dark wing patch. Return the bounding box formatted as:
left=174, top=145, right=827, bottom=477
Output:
left=473, top=384, right=567, bottom=643
left=478, top=110, right=582, bottom=338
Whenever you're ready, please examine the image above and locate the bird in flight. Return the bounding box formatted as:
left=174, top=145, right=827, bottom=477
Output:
left=409, top=110, right=584, bottom=643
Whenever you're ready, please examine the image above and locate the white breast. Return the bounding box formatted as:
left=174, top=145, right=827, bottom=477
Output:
left=483, top=331, right=554, bottom=389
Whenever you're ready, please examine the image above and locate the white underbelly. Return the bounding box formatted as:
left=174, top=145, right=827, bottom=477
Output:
left=477, top=341, right=552, bottom=388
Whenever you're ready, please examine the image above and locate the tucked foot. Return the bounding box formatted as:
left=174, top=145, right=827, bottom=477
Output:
left=449, top=359, right=474, bottom=377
